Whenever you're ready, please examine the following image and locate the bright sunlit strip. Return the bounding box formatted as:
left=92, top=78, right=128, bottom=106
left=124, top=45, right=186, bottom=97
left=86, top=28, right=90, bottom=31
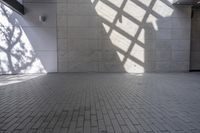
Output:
left=0, top=74, right=44, bottom=86
left=137, top=0, right=152, bottom=6
left=110, top=30, right=131, bottom=52
left=130, top=44, right=144, bottom=63
left=102, top=23, right=110, bottom=33
left=116, top=51, right=124, bottom=61
left=95, top=1, right=117, bottom=23
left=107, top=0, right=123, bottom=7
left=152, top=0, right=173, bottom=17
left=0, top=51, right=9, bottom=73
left=146, top=14, right=158, bottom=31
left=167, top=0, right=174, bottom=4
left=90, top=0, right=95, bottom=3
left=116, top=15, right=139, bottom=37
left=0, top=5, right=13, bottom=27
left=124, top=58, right=144, bottom=73
left=123, top=0, right=146, bottom=22
left=137, top=28, right=145, bottom=43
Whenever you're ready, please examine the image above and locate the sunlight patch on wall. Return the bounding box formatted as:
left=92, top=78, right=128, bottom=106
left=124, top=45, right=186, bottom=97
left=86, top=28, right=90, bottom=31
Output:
left=137, top=28, right=145, bottom=43
left=0, top=5, right=14, bottom=27
left=92, top=0, right=174, bottom=73
left=0, top=51, right=9, bottom=72
left=95, top=1, right=117, bottom=23
left=124, top=58, right=144, bottom=73
left=116, top=51, right=124, bottom=61
left=102, top=23, right=110, bottom=33
left=131, top=44, right=144, bottom=63
left=166, top=0, right=174, bottom=4
left=116, top=15, right=139, bottom=37
left=123, top=0, right=146, bottom=22
left=110, top=30, right=131, bottom=52
left=107, top=0, right=123, bottom=7
left=0, top=4, right=46, bottom=74
left=91, top=0, right=95, bottom=3
left=153, top=0, right=173, bottom=17
left=137, top=0, right=152, bottom=6
left=147, top=14, right=158, bottom=31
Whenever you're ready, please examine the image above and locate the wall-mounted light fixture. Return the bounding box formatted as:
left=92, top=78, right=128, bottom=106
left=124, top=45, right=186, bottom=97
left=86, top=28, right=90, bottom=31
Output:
left=39, top=15, right=46, bottom=22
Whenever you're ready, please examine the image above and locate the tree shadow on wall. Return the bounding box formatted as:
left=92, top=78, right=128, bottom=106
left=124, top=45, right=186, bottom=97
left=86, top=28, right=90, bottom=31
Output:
left=0, top=4, right=45, bottom=74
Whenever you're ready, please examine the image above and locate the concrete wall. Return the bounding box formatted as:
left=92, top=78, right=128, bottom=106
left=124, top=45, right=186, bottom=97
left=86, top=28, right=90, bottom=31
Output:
left=0, top=0, right=57, bottom=74
left=190, top=8, right=200, bottom=70
left=57, top=0, right=191, bottom=73
left=0, top=0, right=191, bottom=74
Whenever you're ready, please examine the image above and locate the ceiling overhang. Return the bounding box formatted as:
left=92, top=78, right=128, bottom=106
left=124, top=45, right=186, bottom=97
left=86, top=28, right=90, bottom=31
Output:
left=0, top=0, right=24, bottom=15
left=173, top=0, right=200, bottom=6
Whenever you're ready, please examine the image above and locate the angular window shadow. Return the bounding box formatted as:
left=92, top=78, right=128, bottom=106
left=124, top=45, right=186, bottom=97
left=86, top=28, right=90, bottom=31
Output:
left=90, top=0, right=174, bottom=73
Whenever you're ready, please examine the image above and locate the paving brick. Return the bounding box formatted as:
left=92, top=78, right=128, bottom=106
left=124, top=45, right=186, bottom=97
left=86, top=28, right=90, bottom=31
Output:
left=111, top=119, right=122, bottom=133
left=59, top=128, right=68, bottom=133
left=115, top=114, right=126, bottom=126
left=91, top=127, right=98, bottom=133
left=124, top=118, right=138, bottom=133
left=52, top=121, right=63, bottom=133
left=98, top=119, right=106, bottom=132
left=97, top=110, right=103, bottom=120
left=0, top=73, right=200, bottom=133
left=91, top=115, right=98, bottom=127
left=47, top=116, right=58, bottom=129
left=68, top=121, right=76, bottom=133
left=103, top=114, right=111, bottom=126
left=84, top=120, right=90, bottom=133
left=16, top=117, right=33, bottom=130
left=106, top=126, right=115, bottom=133
left=1, top=118, right=18, bottom=130
left=32, top=117, right=45, bottom=129
left=85, top=111, right=90, bottom=120
left=121, top=125, right=131, bottom=133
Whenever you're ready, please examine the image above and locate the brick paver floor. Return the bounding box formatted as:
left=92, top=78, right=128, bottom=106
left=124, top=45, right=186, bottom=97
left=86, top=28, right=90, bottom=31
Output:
left=0, top=73, right=200, bottom=133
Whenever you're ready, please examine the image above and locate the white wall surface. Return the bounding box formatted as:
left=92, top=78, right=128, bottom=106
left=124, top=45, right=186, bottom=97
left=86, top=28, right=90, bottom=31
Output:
left=0, top=0, right=57, bottom=74
left=0, top=0, right=192, bottom=74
